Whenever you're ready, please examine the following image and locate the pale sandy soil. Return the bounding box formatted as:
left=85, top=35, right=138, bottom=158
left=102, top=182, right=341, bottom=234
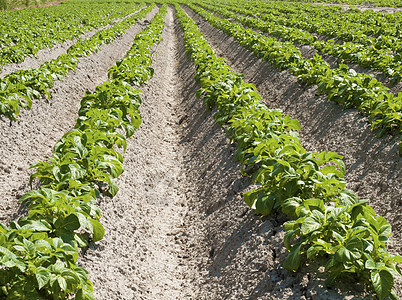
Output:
left=198, top=4, right=402, bottom=96
left=184, top=4, right=401, bottom=299
left=79, top=7, right=198, bottom=298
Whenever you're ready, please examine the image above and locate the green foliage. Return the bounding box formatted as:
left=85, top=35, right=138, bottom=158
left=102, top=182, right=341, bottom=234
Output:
left=176, top=3, right=401, bottom=299
left=0, top=2, right=153, bottom=121
left=205, top=1, right=402, bottom=82
left=0, top=4, right=168, bottom=298
left=0, top=1, right=139, bottom=58
left=0, top=0, right=7, bottom=10
left=190, top=2, right=401, bottom=151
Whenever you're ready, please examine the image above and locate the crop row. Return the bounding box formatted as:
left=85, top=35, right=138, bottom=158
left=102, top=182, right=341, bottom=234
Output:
left=0, top=4, right=167, bottom=299
left=176, top=3, right=401, bottom=299
left=0, top=0, right=55, bottom=10
left=0, top=3, right=155, bottom=121
left=0, top=1, right=137, bottom=67
left=188, top=3, right=402, bottom=149
left=206, top=1, right=402, bottom=84
left=279, top=0, right=402, bottom=7
left=231, top=0, right=402, bottom=47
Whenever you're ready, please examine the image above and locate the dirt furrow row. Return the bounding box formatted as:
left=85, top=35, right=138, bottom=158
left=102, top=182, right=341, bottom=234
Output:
left=0, top=4, right=400, bottom=299
left=0, top=6, right=160, bottom=224
left=79, top=7, right=197, bottom=299
left=182, top=5, right=401, bottom=253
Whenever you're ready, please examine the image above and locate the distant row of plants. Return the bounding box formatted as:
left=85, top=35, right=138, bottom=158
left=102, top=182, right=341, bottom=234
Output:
left=255, top=0, right=402, bottom=7
left=218, top=0, right=402, bottom=49
left=176, top=3, right=401, bottom=299
left=0, top=0, right=54, bottom=10
left=0, top=2, right=142, bottom=67
left=0, top=3, right=153, bottom=121
left=192, top=0, right=402, bottom=9
left=0, top=4, right=167, bottom=299
left=189, top=3, right=402, bottom=153
left=205, top=1, right=402, bottom=84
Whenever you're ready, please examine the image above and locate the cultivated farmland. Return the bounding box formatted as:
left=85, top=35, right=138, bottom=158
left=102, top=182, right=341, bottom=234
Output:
left=0, top=0, right=401, bottom=299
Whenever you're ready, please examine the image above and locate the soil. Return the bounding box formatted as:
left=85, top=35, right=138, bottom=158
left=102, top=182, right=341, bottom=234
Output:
left=0, top=3, right=401, bottom=300
left=297, top=45, right=402, bottom=96
left=79, top=8, right=197, bottom=298
left=200, top=4, right=402, bottom=96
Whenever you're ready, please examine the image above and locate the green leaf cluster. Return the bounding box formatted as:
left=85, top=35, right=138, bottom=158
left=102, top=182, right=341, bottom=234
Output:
left=0, top=3, right=152, bottom=121
left=205, top=1, right=402, bottom=83
left=0, top=4, right=168, bottom=299
left=176, top=4, right=401, bottom=299
left=0, top=1, right=140, bottom=66
left=190, top=3, right=402, bottom=149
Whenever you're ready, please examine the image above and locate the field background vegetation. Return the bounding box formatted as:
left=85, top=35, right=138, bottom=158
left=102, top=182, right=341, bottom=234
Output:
left=0, top=0, right=57, bottom=10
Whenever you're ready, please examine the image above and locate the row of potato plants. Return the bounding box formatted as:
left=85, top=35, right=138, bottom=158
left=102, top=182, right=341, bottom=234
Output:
left=0, top=4, right=167, bottom=299
left=231, top=0, right=402, bottom=49
left=0, top=3, right=154, bottom=121
left=280, top=0, right=402, bottom=7
left=175, top=3, right=401, bottom=299
left=188, top=4, right=402, bottom=152
left=207, top=1, right=402, bottom=84
left=246, top=2, right=402, bottom=47
left=0, top=0, right=54, bottom=10
left=0, top=1, right=136, bottom=67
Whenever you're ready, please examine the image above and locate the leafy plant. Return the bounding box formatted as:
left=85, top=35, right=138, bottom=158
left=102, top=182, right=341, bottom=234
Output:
left=0, top=4, right=168, bottom=298
left=0, top=3, right=153, bottom=121
left=176, top=4, right=401, bottom=298
left=190, top=3, right=401, bottom=149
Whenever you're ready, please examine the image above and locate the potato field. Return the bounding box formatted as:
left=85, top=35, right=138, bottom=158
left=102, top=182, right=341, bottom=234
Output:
left=0, top=0, right=401, bottom=299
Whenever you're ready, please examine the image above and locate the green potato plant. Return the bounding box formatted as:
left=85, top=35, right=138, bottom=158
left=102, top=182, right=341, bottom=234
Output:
left=176, top=3, right=401, bottom=298
left=0, top=4, right=168, bottom=298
